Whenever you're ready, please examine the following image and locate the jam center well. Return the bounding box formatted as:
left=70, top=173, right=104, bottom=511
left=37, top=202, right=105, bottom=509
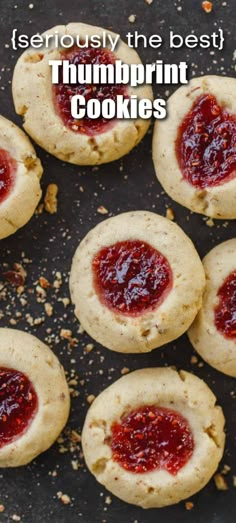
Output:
left=92, top=239, right=172, bottom=315
left=111, top=405, right=194, bottom=474
left=214, top=270, right=236, bottom=339
left=175, top=94, right=236, bottom=188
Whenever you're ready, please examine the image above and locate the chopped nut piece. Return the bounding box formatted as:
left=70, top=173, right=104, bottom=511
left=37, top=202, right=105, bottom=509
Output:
left=166, top=207, right=175, bottom=221
left=128, top=14, right=136, bottom=22
left=214, top=473, right=228, bottom=491
left=202, top=1, right=213, bottom=13
left=121, top=367, right=130, bottom=375
left=185, top=501, right=194, bottom=510
left=44, top=302, right=53, bottom=316
left=87, top=394, right=95, bottom=404
left=44, top=183, right=58, bottom=214
left=39, top=276, right=51, bottom=289
left=97, top=205, right=109, bottom=215
left=206, top=218, right=214, bottom=227
left=60, top=328, right=72, bottom=339
left=57, top=492, right=71, bottom=505
left=85, top=343, right=94, bottom=353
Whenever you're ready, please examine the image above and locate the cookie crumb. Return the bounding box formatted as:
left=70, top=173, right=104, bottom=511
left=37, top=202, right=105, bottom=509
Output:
left=85, top=343, right=94, bottom=353
left=128, top=14, right=136, bottom=23
left=202, top=1, right=213, bottom=13
left=145, top=0, right=153, bottom=4
left=12, top=516, right=21, bottom=522
left=166, top=207, right=175, bottom=221
left=105, top=496, right=112, bottom=505
left=44, top=184, right=58, bottom=214
left=87, top=394, right=95, bottom=404
left=57, top=492, right=71, bottom=505
left=44, top=302, right=53, bottom=317
left=190, top=355, right=198, bottom=364
left=185, top=501, right=194, bottom=510
left=121, top=367, right=130, bottom=375
left=206, top=218, right=214, bottom=227
left=0, top=505, right=5, bottom=513
left=97, top=206, right=109, bottom=215
left=233, top=475, right=236, bottom=487
left=214, top=473, right=228, bottom=490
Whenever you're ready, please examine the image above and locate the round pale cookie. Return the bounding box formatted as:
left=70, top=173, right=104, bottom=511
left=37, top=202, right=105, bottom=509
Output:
left=0, top=328, right=70, bottom=467
left=152, top=75, right=236, bottom=219
left=69, top=211, right=205, bottom=353
left=0, top=115, right=42, bottom=239
left=12, top=23, right=153, bottom=165
left=188, top=239, right=236, bottom=377
left=82, top=367, right=225, bottom=508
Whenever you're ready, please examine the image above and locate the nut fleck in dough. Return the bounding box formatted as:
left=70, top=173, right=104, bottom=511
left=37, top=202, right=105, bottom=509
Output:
left=0, top=328, right=70, bottom=467
left=69, top=211, right=205, bottom=353
left=0, top=115, right=42, bottom=239
left=82, top=367, right=225, bottom=508
left=12, top=23, right=153, bottom=166
left=188, top=239, right=236, bottom=377
left=153, top=76, right=236, bottom=219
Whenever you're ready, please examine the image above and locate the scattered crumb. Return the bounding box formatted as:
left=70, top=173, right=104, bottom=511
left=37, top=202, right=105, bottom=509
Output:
left=214, top=473, right=229, bottom=491
left=0, top=505, right=5, bottom=513
left=145, top=0, right=153, bottom=4
left=12, top=516, right=21, bottom=522
left=121, top=367, right=130, bottom=375
left=166, top=207, right=175, bottom=221
left=206, top=218, right=214, bottom=227
left=185, top=501, right=194, bottom=510
left=60, top=328, right=72, bottom=339
left=190, top=355, right=198, bottom=364
left=221, top=464, right=231, bottom=475
left=85, top=343, right=94, bottom=353
left=44, top=184, right=58, bottom=214
left=202, top=1, right=213, bottom=13
left=97, top=205, right=109, bottom=215
left=233, top=476, right=236, bottom=487
left=87, top=394, right=95, bottom=404
left=57, top=492, right=71, bottom=505
left=128, top=14, right=136, bottom=23
left=105, top=496, right=112, bottom=505
left=44, top=302, right=53, bottom=317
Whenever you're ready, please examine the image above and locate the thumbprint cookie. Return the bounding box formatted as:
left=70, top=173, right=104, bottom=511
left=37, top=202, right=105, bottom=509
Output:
left=188, top=239, right=236, bottom=377
left=82, top=367, right=225, bottom=508
left=12, top=23, right=153, bottom=165
left=0, top=328, right=70, bottom=467
left=69, top=211, right=205, bottom=352
left=0, top=115, right=42, bottom=239
left=153, top=76, right=236, bottom=219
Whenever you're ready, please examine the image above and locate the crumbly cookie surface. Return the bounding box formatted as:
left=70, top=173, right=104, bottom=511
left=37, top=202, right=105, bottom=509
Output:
left=0, top=115, right=42, bottom=239
left=82, top=367, right=225, bottom=508
left=69, top=211, right=205, bottom=353
left=188, top=239, right=236, bottom=377
left=152, top=75, right=236, bottom=219
left=12, top=23, right=153, bottom=165
left=0, top=328, right=70, bottom=467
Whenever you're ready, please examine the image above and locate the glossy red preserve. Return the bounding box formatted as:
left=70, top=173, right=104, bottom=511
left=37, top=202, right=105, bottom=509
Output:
left=53, top=46, right=128, bottom=135
left=111, top=405, right=194, bottom=474
left=0, top=367, right=38, bottom=448
left=214, top=270, right=236, bottom=338
left=176, top=94, right=236, bottom=188
left=92, top=240, right=172, bottom=315
left=0, top=148, right=17, bottom=204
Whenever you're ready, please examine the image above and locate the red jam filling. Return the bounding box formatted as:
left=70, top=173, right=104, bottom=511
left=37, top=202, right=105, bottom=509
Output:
left=111, top=406, right=194, bottom=475
left=0, top=148, right=17, bottom=204
left=175, top=94, right=236, bottom=188
left=0, top=367, right=38, bottom=448
left=53, top=46, right=128, bottom=136
left=92, top=240, right=172, bottom=315
left=214, top=270, right=236, bottom=339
